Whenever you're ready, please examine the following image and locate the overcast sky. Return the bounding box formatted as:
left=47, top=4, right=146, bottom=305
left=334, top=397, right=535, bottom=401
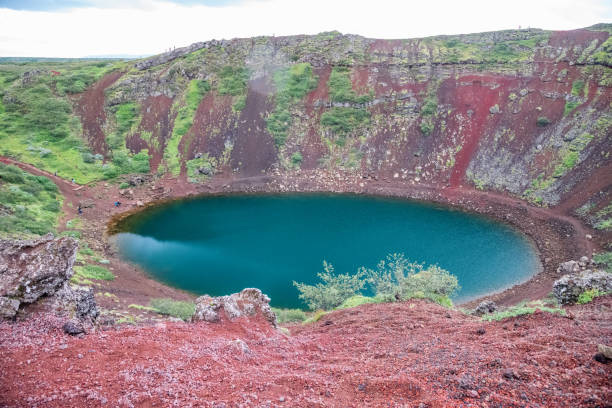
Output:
left=0, top=0, right=610, bottom=57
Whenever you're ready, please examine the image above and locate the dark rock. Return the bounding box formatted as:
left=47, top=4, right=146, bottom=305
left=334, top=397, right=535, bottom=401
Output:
left=473, top=300, right=497, bottom=316
left=553, top=269, right=612, bottom=305
left=476, top=328, right=486, bottom=335
left=55, top=284, right=99, bottom=324
left=503, top=369, right=519, bottom=380
left=593, top=353, right=610, bottom=364
left=63, top=320, right=85, bottom=336
left=193, top=288, right=277, bottom=327
left=357, top=383, right=366, bottom=392
left=0, top=234, right=78, bottom=307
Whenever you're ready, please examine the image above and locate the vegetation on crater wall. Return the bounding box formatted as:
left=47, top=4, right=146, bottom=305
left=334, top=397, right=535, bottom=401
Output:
left=0, top=163, right=62, bottom=238
left=164, top=79, right=211, bottom=175
left=266, top=63, right=318, bottom=147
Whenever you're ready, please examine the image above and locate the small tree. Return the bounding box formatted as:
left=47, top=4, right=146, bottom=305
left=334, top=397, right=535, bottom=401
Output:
left=294, top=261, right=365, bottom=310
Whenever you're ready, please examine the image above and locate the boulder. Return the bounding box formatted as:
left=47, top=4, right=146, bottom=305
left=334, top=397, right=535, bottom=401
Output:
left=193, top=288, right=277, bottom=327
left=556, top=260, right=580, bottom=275
left=0, top=234, right=78, bottom=308
left=63, top=320, right=85, bottom=336
left=55, top=284, right=99, bottom=324
left=0, top=296, right=20, bottom=319
left=473, top=300, right=497, bottom=316
left=552, top=270, right=612, bottom=305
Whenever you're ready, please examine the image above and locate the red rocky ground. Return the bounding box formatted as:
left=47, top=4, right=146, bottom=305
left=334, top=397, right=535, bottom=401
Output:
left=1, top=296, right=610, bottom=407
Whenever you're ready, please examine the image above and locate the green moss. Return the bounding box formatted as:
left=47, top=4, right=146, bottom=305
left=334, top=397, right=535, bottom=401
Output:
left=327, top=67, right=371, bottom=104
left=128, top=303, right=156, bottom=311
left=302, top=310, right=328, bottom=324
left=577, top=289, right=603, bottom=304
left=217, top=66, right=249, bottom=97
left=336, top=295, right=385, bottom=309
left=185, top=154, right=216, bottom=182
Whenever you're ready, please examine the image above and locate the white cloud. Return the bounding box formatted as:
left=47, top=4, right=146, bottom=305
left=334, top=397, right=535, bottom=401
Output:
left=0, top=0, right=610, bottom=57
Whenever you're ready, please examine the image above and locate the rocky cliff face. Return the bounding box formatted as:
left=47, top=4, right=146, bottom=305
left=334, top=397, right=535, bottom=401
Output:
left=78, top=26, right=610, bottom=221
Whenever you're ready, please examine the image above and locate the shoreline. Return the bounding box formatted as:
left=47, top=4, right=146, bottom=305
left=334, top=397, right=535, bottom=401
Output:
left=0, top=156, right=600, bottom=312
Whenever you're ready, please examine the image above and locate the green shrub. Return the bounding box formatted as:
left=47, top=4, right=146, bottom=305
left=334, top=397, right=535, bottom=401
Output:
left=362, top=253, right=459, bottom=300
left=537, top=116, right=551, bottom=127
left=293, top=261, right=366, bottom=310
left=420, top=119, right=434, bottom=136
left=327, top=67, right=371, bottom=104
left=271, top=307, right=308, bottom=323
left=571, top=79, right=585, bottom=97
left=564, top=101, right=579, bottom=116
left=302, top=310, right=328, bottom=324
left=592, top=251, right=612, bottom=272
left=577, top=289, right=601, bottom=304
left=290, top=151, right=303, bottom=167
left=336, top=295, right=385, bottom=309
left=150, top=298, right=195, bottom=321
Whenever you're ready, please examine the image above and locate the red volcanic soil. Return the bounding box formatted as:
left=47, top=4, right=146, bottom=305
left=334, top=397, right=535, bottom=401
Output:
left=74, top=71, right=123, bottom=156
left=1, top=297, right=611, bottom=407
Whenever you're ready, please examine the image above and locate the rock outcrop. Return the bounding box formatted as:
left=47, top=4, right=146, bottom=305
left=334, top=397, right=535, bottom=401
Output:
left=552, top=268, right=612, bottom=305
left=473, top=300, right=497, bottom=316
left=0, top=234, right=98, bottom=322
left=193, top=288, right=277, bottom=327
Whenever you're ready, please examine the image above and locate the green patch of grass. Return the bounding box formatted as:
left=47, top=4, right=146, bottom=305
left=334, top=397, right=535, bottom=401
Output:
left=327, top=67, right=372, bottom=104
left=185, top=154, right=216, bottom=182
left=106, top=103, right=140, bottom=151
left=0, top=163, right=62, bottom=238
left=336, top=295, right=385, bottom=309
left=128, top=303, right=157, bottom=311
left=72, top=264, right=114, bottom=282
left=564, top=101, right=579, bottom=116
left=321, top=107, right=370, bottom=135
left=150, top=298, right=195, bottom=321
left=217, top=66, right=249, bottom=97
left=571, top=79, right=585, bottom=97
left=290, top=151, right=303, bottom=168
left=271, top=307, right=308, bottom=323
left=302, top=310, right=328, bottom=325
left=482, top=300, right=565, bottom=321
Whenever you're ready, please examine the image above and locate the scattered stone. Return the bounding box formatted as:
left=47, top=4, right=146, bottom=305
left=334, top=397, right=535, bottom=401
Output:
left=585, top=234, right=592, bottom=240
left=489, top=104, right=500, bottom=114
left=136, top=200, right=144, bottom=207
left=193, top=288, right=277, bottom=327
left=553, top=269, right=612, bottom=305
left=63, top=320, right=85, bottom=336
left=476, top=328, right=486, bottom=335
left=503, top=369, right=519, bottom=380
left=357, top=383, right=366, bottom=392
left=55, top=284, right=99, bottom=323
left=598, top=344, right=612, bottom=360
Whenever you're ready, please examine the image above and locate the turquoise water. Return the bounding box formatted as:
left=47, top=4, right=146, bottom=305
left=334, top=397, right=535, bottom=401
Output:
left=112, top=194, right=539, bottom=308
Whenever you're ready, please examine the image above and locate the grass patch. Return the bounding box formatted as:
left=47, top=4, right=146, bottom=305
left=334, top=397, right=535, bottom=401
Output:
left=482, top=300, right=565, bottom=321
left=128, top=303, right=157, bottom=311
left=0, top=163, right=62, bottom=238
left=593, top=251, right=612, bottom=272
left=564, top=101, right=579, bottom=116
left=271, top=307, right=308, bottom=323
left=336, top=294, right=386, bottom=309
left=150, top=298, right=195, bottom=321
left=302, top=310, right=328, bottom=325
left=72, top=264, right=114, bottom=282
left=321, top=107, right=370, bottom=135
